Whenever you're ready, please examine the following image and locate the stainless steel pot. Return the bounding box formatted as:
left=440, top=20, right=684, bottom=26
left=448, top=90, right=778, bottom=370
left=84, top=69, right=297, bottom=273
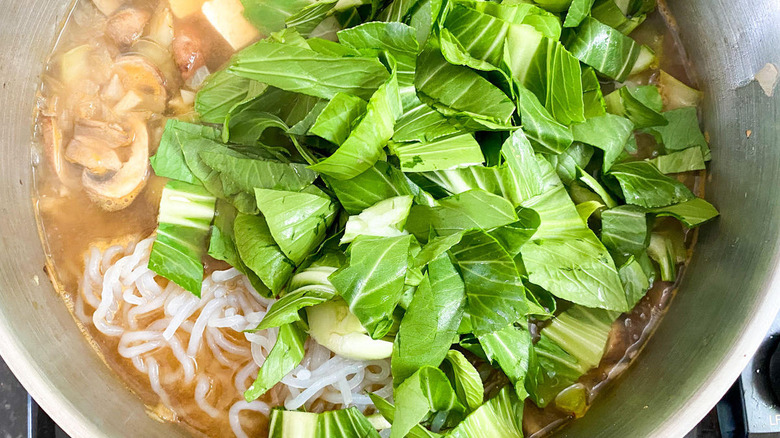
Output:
left=0, top=1, right=778, bottom=437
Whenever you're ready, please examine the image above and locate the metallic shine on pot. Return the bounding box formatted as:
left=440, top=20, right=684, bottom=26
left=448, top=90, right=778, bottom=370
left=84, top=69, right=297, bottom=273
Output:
left=0, top=1, right=778, bottom=437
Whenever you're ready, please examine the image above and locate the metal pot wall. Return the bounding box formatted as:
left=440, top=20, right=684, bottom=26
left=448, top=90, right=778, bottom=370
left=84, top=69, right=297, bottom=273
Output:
left=0, top=1, right=778, bottom=437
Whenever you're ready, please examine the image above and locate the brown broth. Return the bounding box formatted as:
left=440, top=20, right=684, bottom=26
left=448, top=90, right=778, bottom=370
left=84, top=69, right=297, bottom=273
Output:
left=31, top=1, right=706, bottom=437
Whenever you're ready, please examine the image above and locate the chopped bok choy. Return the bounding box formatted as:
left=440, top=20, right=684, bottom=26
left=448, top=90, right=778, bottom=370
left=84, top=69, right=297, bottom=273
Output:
left=141, top=0, right=719, bottom=435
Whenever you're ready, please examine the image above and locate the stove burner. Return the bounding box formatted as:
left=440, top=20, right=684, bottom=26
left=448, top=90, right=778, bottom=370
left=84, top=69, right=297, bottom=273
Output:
left=769, top=341, right=780, bottom=405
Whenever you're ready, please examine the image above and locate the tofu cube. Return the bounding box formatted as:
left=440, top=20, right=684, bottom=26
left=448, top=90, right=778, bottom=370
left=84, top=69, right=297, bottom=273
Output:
left=201, top=0, right=260, bottom=51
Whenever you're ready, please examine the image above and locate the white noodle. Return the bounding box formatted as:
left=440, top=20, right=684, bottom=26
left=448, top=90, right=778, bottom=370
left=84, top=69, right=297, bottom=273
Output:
left=78, top=236, right=393, bottom=436
left=195, top=375, right=220, bottom=418
left=228, top=400, right=270, bottom=438
left=147, top=358, right=172, bottom=408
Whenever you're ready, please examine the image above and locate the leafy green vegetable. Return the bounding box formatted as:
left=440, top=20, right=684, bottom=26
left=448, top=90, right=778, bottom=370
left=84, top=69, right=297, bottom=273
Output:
left=147, top=3, right=722, bottom=432
left=225, top=86, right=321, bottom=140
left=531, top=305, right=616, bottom=407
left=520, top=162, right=628, bottom=311
left=150, top=119, right=221, bottom=185
left=566, top=17, right=641, bottom=81
left=590, top=0, right=647, bottom=34
left=285, top=0, right=339, bottom=37
left=406, top=190, right=518, bottom=240
left=413, top=233, right=465, bottom=269
left=342, top=195, right=413, bottom=243
left=421, top=167, right=517, bottom=205
left=648, top=106, right=710, bottom=159
left=649, top=147, right=706, bottom=174
left=415, top=43, right=515, bottom=129
left=254, top=265, right=337, bottom=330
left=234, top=213, right=296, bottom=295
left=255, top=188, right=337, bottom=264
left=580, top=67, right=606, bottom=117
left=392, top=255, right=465, bottom=384
left=370, top=395, right=443, bottom=438
left=326, top=161, right=414, bottom=214
left=309, top=66, right=402, bottom=179
left=391, top=366, right=466, bottom=438
left=605, top=85, right=668, bottom=129
left=564, top=0, right=596, bottom=27
left=208, top=201, right=269, bottom=296
left=442, top=350, right=483, bottom=411
left=619, top=256, right=651, bottom=308
left=198, top=151, right=317, bottom=214
left=307, top=298, right=395, bottom=360
left=451, top=230, right=529, bottom=335
left=309, top=92, right=368, bottom=145
left=240, top=0, right=314, bottom=35
left=647, top=227, right=687, bottom=281
left=547, top=142, right=594, bottom=184
left=338, top=21, right=420, bottom=109
left=229, top=41, right=390, bottom=100
left=447, top=386, right=524, bottom=438
left=576, top=200, right=605, bottom=221
left=195, top=70, right=266, bottom=124
left=647, top=198, right=719, bottom=228
left=658, top=70, right=703, bottom=110
left=577, top=169, right=618, bottom=208
left=245, top=323, right=307, bottom=401
left=158, top=120, right=291, bottom=208
left=571, top=114, right=634, bottom=170
left=607, top=161, right=696, bottom=208
left=489, top=208, right=542, bottom=256
left=330, top=235, right=413, bottom=339
left=514, top=86, right=574, bottom=154
left=267, top=407, right=381, bottom=438
left=149, top=181, right=217, bottom=297
left=392, top=133, right=485, bottom=172
left=379, top=0, right=420, bottom=22
left=601, top=205, right=648, bottom=260
left=393, top=103, right=462, bottom=143
left=479, top=324, right=535, bottom=399
left=506, top=31, right=585, bottom=126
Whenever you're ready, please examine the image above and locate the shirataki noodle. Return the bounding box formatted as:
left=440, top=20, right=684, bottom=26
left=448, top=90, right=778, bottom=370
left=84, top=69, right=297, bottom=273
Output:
left=76, top=235, right=393, bottom=437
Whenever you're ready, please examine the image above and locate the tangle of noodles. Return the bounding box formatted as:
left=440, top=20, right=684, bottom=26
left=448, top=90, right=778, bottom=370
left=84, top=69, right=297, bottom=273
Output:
left=77, top=236, right=393, bottom=437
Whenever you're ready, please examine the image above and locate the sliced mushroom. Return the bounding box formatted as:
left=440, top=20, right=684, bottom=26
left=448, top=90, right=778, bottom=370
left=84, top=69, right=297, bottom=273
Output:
left=105, top=7, right=151, bottom=48
left=40, top=116, right=82, bottom=189
left=172, top=23, right=207, bottom=81
left=82, top=119, right=150, bottom=211
left=65, top=138, right=122, bottom=176
left=64, top=119, right=131, bottom=176
left=129, top=38, right=181, bottom=91
left=75, top=119, right=132, bottom=147
left=109, top=55, right=167, bottom=114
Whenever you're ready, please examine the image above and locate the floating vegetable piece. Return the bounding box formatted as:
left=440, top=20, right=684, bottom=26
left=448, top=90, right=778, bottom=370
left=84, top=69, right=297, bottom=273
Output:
left=202, top=0, right=260, bottom=50
left=307, top=299, right=394, bottom=360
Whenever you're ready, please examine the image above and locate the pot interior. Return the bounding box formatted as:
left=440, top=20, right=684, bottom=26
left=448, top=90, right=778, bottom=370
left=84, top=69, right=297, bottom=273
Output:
left=0, top=1, right=778, bottom=437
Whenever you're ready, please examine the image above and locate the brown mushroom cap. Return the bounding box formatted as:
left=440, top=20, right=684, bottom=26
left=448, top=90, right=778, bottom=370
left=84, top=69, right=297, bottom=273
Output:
left=82, top=118, right=150, bottom=212
left=105, top=7, right=151, bottom=48
left=110, top=55, right=167, bottom=114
